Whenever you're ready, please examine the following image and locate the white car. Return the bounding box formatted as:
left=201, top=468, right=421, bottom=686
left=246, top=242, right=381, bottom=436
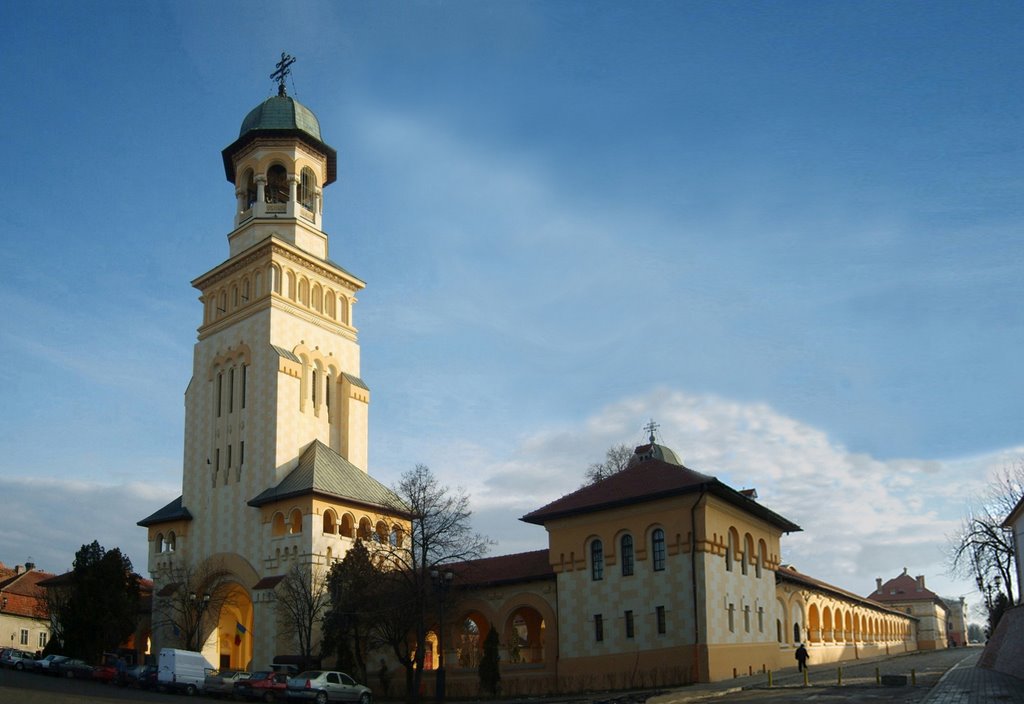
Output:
left=34, top=654, right=69, bottom=674
left=286, top=670, right=372, bottom=704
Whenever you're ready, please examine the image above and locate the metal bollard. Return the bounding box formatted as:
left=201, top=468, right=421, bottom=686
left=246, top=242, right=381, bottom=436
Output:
left=875, top=667, right=880, bottom=685
left=837, top=666, right=842, bottom=686
left=911, top=669, right=916, bottom=686
left=767, top=670, right=773, bottom=688
left=803, top=668, right=809, bottom=687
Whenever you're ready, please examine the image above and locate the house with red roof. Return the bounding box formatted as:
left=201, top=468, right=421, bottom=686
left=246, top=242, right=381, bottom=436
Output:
left=866, top=569, right=948, bottom=649
left=0, top=563, right=54, bottom=655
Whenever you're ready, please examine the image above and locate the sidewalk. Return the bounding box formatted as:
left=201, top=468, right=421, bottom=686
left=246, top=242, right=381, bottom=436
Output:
left=646, top=647, right=1024, bottom=703
left=921, top=650, right=1024, bottom=704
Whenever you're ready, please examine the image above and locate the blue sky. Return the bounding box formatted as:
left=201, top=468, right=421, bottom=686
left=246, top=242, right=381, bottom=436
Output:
left=1, top=1, right=1022, bottom=611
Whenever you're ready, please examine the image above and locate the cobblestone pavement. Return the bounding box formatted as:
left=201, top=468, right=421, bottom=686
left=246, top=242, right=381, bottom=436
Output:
left=920, top=650, right=1024, bottom=704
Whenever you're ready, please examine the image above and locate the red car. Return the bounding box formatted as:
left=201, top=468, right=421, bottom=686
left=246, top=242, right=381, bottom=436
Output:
left=234, top=670, right=289, bottom=701
left=92, top=663, right=117, bottom=683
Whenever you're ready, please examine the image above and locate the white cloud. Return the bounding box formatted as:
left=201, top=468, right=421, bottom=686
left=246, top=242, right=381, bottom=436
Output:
left=0, top=477, right=177, bottom=575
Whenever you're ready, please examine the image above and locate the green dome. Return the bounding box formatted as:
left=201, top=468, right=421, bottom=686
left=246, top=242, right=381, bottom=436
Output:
left=238, top=95, right=323, bottom=142
left=222, top=93, right=337, bottom=185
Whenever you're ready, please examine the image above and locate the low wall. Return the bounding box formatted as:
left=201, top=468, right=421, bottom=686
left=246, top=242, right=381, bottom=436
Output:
left=979, top=604, right=1024, bottom=681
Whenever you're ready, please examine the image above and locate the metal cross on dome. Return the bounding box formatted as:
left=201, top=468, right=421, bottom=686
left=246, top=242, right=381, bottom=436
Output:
left=644, top=419, right=660, bottom=444
left=271, top=52, right=296, bottom=96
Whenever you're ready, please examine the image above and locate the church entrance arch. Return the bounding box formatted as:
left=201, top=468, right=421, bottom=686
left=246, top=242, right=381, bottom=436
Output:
left=211, top=582, right=254, bottom=670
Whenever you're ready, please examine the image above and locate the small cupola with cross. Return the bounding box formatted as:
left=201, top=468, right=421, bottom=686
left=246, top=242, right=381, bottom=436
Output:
left=221, top=53, right=338, bottom=259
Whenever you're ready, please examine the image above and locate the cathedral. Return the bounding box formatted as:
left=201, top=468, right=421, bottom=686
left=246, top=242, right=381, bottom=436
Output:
left=140, top=72, right=945, bottom=688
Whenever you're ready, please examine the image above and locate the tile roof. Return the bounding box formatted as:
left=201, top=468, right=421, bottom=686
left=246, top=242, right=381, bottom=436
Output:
left=868, top=571, right=946, bottom=608
left=0, top=569, right=56, bottom=619
left=451, top=550, right=554, bottom=588
left=248, top=440, right=407, bottom=513
left=137, top=496, right=193, bottom=527
left=521, top=457, right=800, bottom=533
left=776, top=566, right=915, bottom=619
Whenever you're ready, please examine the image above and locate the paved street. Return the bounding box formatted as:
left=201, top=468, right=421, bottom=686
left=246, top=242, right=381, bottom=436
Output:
left=2, top=647, right=1023, bottom=704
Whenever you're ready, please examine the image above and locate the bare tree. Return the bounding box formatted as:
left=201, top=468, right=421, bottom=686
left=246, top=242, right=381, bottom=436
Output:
left=376, top=464, right=491, bottom=703
left=948, top=462, right=1024, bottom=630
left=276, top=562, right=330, bottom=670
left=152, top=559, right=235, bottom=652
left=582, top=443, right=634, bottom=486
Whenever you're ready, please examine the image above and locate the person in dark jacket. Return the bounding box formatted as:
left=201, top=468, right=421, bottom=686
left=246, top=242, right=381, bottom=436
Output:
left=795, top=643, right=809, bottom=671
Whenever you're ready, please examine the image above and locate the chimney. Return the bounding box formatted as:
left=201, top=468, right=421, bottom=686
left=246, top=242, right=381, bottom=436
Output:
left=876, top=577, right=883, bottom=592
left=24, top=562, right=34, bottom=571
left=14, top=565, right=23, bottom=575
left=916, top=575, right=925, bottom=591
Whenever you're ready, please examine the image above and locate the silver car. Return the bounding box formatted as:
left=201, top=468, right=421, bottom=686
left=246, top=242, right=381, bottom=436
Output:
left=285, top=671, right=372, bottom=704
left=205, top=669, right=251, bottom=698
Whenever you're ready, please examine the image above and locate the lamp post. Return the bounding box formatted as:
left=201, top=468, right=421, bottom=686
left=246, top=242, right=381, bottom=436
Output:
left=188, top=592, right=211, bottom=651
left=429, top=567, right=454, bottom=703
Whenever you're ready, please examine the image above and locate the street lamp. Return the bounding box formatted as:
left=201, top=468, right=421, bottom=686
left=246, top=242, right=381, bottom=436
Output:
left=429, top=567, right=455, bottom=703
left=188, top=592, right=211, bottom=651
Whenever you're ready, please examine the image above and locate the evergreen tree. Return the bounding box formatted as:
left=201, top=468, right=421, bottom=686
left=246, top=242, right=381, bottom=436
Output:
left=60, top=541, right=140, bottom=662
left=478, top=628, right=500, bottom=696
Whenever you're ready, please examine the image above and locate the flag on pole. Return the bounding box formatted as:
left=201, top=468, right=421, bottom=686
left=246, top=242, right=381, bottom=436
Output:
left=236, top=621, right=247, bottom=635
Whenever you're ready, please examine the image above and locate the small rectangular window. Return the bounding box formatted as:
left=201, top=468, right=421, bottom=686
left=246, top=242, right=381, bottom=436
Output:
left=625, top=610, right=635, bottom=639
left=227, top=444, right=233, bottom=469
left=229, top=368, right=235, bottom=413
left=326, top=375, right=332, bottom=421
left=38, top=632, right=47, bottom=648
left=758, top=606, right=765, bottom=633
left=215, top=448, right=220, bottom=471
left=240, top=441, right=245, bottom=466
left=594, top=614, right=604, bottom=642
left=656, top=605, right=666, bottom=635
left=744, top=605, right=751, bottom=633
left=728, top=603, right=735, bottom=633
left=241, top=365, right=247, bottom=409
left=312, top=370, right=318, bottom=405
left=20, top=629, right=28, bottom=645
left=216, top=373, right=223, bottom=418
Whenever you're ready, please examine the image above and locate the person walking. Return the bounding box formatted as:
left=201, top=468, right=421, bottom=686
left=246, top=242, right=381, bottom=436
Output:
left=795, top=643, right=809, bottom=672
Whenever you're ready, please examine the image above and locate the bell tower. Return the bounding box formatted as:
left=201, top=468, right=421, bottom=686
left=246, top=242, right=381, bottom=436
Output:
left=140, top=58, right=403, bottom=670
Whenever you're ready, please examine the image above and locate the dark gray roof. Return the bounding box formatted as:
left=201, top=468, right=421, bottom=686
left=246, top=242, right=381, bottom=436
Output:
left=342, top=373, right=368, bottom=391
left=137, top=496, right=193, bottom=527
left=248, top=440, right=407, bottom=514
left=324, top=258, right=363, bottom=285
left=273, top=345, right=301, bottom=363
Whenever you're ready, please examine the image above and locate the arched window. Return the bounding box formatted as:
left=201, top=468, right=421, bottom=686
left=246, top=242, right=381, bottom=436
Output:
left=590, top=539, right=604, bottom=581
left=289, top=508, right=303, bottom=534
left=725, top=531, right=735, bottom=572
left=652, top=528, right=666, bottom=571
left=358, top=517, right=372, bottom=540
left=323, top=511, right=337, bottom=534
left=272, top=512, right=286, bottom=537
left=155, top=533, right=164, bottom=554
left=266, top=164, right=289, bottom=203
left=340, top=513, right=355, bottom=538
left=300, top=167, right=317, bottom=211
left=620, top=535, right=634, bottom=576
left=242, top=169, right=257, bottom=211
left=167, top=531, right=176, bottom=552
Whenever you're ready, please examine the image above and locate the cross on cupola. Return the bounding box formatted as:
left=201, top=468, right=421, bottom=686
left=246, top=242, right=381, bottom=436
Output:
left=270, top=52, right=296, bottom=97
left=644, top=419, right=661, bottom=444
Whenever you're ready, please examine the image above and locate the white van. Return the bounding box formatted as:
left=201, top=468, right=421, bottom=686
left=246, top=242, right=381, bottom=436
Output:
left=158, top=647, right=214, bottom=696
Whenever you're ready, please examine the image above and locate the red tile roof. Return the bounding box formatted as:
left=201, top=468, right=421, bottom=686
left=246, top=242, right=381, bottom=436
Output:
left=452, top=550, right=554, bottom=588
left=867, top=571, right=945, bottom=607
left=0, top=570, right=56, bottom=619
left=521, top=457, right=800, bottom=532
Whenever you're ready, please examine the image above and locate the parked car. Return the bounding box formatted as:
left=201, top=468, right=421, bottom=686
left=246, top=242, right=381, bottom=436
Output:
left=55, top=658, right=95, bottom=679
left=285, top=671, right=372, bottom=704
left=126, top=663, right=159, bottom=689
left=235, top=670, right=289, bottom=701
left=1, top=649, right=35, bottom=670
left=92, top=662, right=118, bottom=684
left=205, top=669, right=251, bottom=698
left=34, top=654, right=68, bottom=674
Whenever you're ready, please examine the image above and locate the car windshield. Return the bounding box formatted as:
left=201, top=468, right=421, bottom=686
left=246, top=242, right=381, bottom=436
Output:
left=250, top=671, right=271, bottom=679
